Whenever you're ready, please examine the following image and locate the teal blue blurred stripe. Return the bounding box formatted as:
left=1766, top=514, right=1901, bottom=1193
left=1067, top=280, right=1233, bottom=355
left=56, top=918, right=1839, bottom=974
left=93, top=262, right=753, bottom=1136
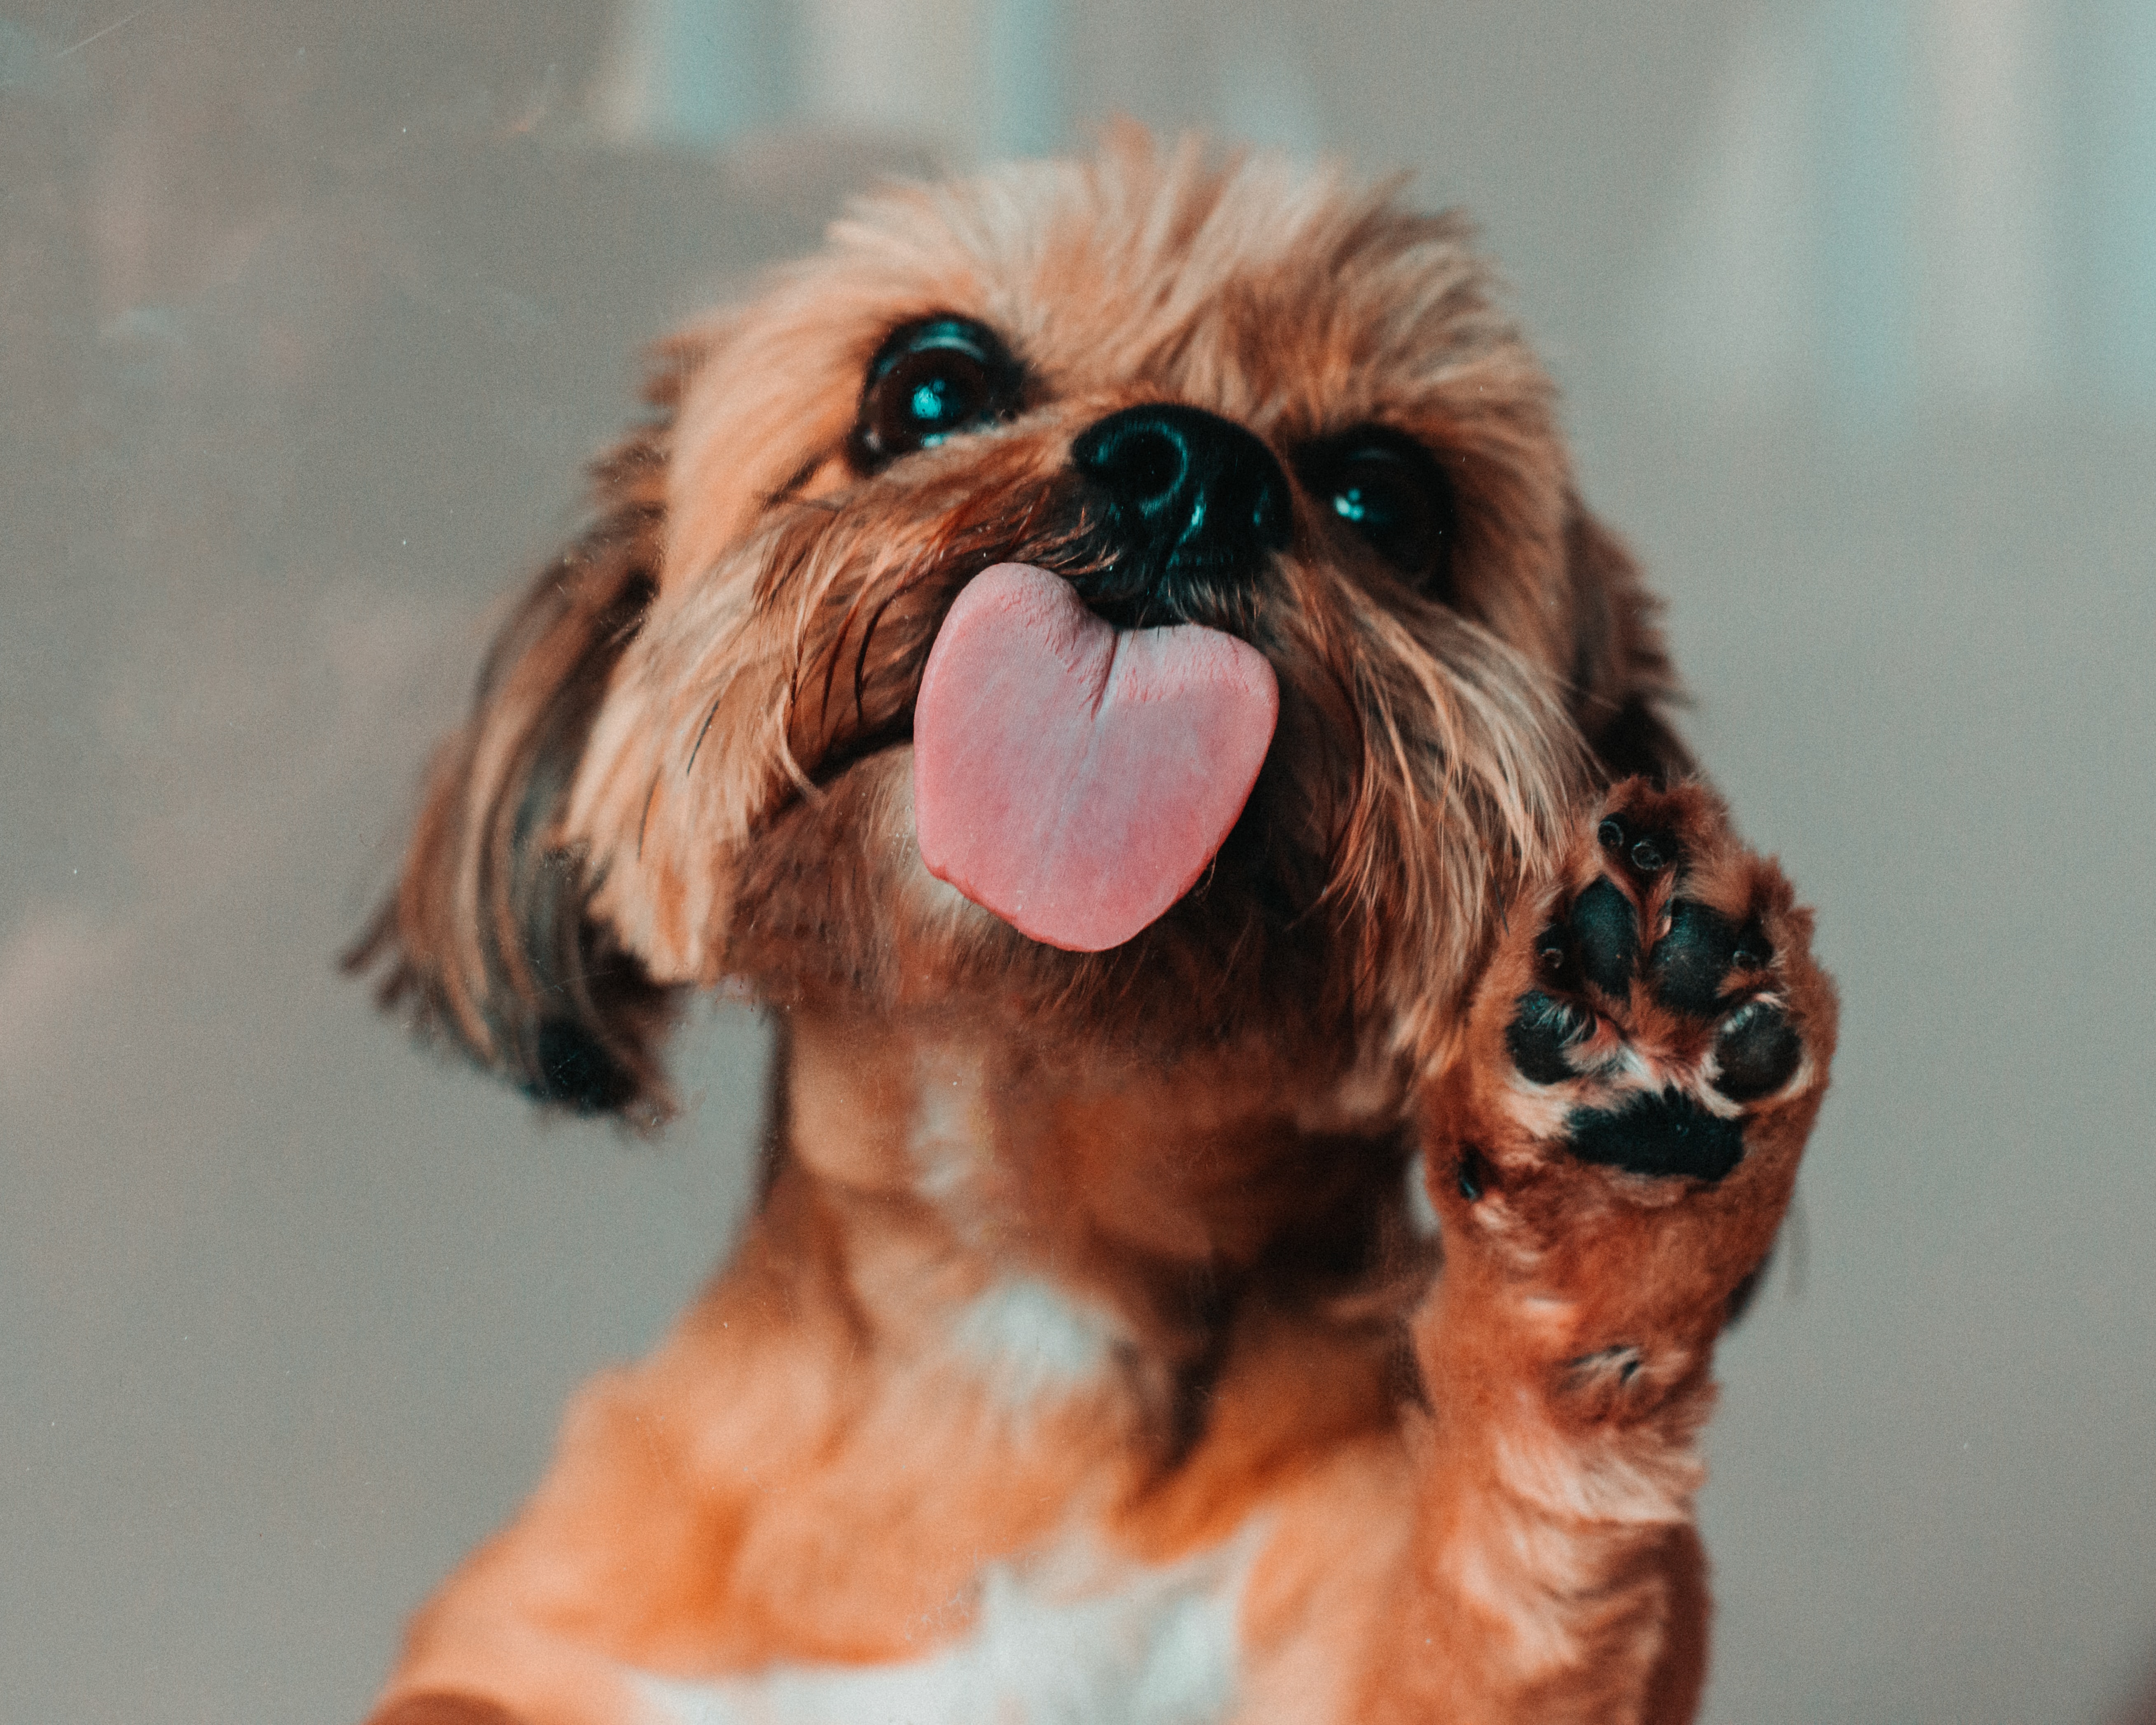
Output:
left=619, top=0, right=800, bottom=144
left=1810, top=0, right=1918, bottom=430
left=2085, top=0, right=2156, bottom=400
left=984, top=0, right=1065, bottom=159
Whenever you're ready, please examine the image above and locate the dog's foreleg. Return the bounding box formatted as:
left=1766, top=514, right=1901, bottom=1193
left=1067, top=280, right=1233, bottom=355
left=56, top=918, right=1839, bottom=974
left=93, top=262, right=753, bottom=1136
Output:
left=1357, top=780, right=1835, bottom=1724
left=1357, top=1243, right=1717, bottom=1724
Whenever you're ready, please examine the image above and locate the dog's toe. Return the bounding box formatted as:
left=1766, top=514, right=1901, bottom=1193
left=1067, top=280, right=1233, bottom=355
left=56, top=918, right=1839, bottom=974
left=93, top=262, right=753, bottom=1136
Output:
left=1710, top=999, right=1804, bottom=1103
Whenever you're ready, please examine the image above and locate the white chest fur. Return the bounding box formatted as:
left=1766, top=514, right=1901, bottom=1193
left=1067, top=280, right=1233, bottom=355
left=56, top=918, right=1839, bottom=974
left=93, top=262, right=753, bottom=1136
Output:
left=632, top=1531, right=1257, bottom=1725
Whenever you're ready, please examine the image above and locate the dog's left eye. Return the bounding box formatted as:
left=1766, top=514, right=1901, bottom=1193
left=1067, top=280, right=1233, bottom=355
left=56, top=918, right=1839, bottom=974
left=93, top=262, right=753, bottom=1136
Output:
left=852, top=317, right=1023, bottom=470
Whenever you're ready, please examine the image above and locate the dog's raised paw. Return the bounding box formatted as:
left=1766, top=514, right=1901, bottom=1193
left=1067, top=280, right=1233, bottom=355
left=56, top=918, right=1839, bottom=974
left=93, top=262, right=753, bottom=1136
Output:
left=1501, top=781, right=1825, bottom=1183
left=1426, top=778, right=1837, bottom=1342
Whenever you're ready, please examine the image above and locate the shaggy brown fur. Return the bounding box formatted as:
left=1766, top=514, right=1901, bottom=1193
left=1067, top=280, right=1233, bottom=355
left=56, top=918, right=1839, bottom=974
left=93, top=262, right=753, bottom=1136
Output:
left=350, top=131, right=1831, bottom=1725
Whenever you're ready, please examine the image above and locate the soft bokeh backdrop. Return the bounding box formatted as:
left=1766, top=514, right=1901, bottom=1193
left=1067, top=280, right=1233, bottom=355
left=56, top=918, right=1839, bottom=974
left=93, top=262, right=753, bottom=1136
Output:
left=3, top=2, right=2152, bottom=1721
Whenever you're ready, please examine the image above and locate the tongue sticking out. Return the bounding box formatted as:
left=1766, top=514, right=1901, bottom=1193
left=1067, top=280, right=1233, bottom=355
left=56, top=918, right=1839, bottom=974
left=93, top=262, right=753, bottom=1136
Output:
left=911, top=562, right=1278, bottom=953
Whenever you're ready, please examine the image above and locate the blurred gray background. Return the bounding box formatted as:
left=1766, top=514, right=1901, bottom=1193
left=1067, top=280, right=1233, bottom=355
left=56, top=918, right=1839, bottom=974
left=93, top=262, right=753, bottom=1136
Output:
left=3, top=1, right=2152, bottom=1720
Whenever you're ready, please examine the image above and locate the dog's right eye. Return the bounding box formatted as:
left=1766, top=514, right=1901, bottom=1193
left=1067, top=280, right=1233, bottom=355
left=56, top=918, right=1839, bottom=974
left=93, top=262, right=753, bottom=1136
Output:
left=1297, top=427, right=1460, bottom=600
left=851, top=317, right=1023, bottom=471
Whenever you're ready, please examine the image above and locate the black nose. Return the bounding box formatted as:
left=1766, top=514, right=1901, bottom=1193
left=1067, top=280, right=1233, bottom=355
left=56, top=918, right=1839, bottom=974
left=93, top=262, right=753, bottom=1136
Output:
left=1071, top=405, right=1291, bottom=598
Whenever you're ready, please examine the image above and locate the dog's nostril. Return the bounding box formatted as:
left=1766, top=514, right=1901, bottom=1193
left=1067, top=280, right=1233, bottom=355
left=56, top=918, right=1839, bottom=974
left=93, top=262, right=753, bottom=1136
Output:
left=1100, top=425, right=1188, bottom=513
left=1072, top=404, right=1291, bottom=570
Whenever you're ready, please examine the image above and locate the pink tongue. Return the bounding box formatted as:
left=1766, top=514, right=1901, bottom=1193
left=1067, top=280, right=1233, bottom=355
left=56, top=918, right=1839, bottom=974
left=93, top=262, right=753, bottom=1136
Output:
left=912, top=562, right=1278, bottom=952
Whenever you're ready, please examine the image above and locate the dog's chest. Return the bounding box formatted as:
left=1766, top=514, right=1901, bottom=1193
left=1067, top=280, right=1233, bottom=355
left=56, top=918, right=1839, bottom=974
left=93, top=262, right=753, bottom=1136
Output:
left=630, top=1533, right=1256, bottom=1725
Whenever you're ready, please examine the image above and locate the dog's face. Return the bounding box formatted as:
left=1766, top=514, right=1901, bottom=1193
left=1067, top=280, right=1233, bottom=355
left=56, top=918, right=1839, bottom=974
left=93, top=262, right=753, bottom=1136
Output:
left=356, top=134, right=1684, bottom=1120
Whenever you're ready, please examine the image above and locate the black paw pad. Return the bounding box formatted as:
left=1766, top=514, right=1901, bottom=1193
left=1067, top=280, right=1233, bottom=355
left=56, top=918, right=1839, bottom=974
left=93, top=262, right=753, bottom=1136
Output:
left=1567, top=1089, right=1747, bottom=1182
left=1711, top=1000, right=1803, bottom=1102
left=1568, top=878, right=1637, bottom=995
left=1507, top=990, right=1593, bottom=1084
left=1648, top=901, right=1773, bottom=1014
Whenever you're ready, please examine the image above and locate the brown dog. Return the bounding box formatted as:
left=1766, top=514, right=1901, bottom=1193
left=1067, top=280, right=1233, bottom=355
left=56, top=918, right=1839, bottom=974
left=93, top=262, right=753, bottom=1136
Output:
left=351, top=130, right=1835, bottom=1725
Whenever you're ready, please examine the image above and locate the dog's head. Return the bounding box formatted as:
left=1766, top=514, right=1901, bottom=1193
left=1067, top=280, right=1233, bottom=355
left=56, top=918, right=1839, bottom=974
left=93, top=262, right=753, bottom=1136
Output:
left=352, top=132, right=1686, bottom=1123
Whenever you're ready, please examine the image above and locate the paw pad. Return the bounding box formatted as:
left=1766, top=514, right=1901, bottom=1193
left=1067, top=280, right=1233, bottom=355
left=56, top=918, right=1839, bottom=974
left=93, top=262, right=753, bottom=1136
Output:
left=1567, top=1089, right=1746, bottom=1182
left=1506, top=991, right=1592, bottom=1085
left=1565, top=878, right=1639, bottom=994
left=1711, top=1000, right=1802, bottom=1103
left=1647, top=900, right=1773, bottom=1015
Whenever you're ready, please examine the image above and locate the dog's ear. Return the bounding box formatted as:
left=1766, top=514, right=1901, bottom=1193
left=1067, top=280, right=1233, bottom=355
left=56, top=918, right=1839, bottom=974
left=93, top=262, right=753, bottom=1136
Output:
left=1563, top=496, right=1695, bottom=786
left=345, top=347, right=703, bottom=1124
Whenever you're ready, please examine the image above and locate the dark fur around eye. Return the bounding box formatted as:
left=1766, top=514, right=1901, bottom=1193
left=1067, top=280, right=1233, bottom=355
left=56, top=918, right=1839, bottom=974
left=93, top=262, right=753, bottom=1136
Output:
left=850, top=316, right=1025, bottom=472
left=1295, top=427, right=1460, bottom=598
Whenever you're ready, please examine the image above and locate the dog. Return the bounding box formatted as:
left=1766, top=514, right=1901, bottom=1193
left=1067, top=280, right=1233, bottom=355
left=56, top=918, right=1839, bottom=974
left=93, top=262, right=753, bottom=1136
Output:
left=349, top=129, right=1836, bottom=1725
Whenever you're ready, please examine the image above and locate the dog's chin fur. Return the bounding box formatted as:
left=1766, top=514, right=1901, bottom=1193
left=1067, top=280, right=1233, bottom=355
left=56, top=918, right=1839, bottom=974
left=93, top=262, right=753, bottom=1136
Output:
left=725, top=750, right=1340, bottom=1045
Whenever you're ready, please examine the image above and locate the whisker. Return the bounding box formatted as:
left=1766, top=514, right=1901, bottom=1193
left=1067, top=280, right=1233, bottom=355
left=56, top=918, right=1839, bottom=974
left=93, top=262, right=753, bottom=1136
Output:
left=684, top=688, right=726, bottom=776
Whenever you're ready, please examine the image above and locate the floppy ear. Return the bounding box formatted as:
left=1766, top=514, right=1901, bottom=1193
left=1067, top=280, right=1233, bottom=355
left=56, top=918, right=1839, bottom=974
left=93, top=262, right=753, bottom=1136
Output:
left=345, top=344, right=705, bottom=1124
left=1563, top=496, right=1696, bottom=786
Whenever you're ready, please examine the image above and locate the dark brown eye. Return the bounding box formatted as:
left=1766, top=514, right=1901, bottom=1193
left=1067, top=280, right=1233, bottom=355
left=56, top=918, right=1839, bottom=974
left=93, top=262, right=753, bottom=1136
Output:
left=850, top=316, right=1023, bottom=471
left=1298, top=428, right=1460, bottom=596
